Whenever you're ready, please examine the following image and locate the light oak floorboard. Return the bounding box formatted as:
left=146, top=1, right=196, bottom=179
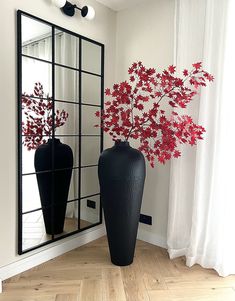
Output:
left=55, top=294, right=79, bottom=301
left=102, top=268, right=126, bottom=301
left=148, top=288, right=235, bottom=301
left=1, top=236, right=235, bottom=301
left=121, top=262, right=149, bottom=301
left=79, top=279, right=103, bottom=301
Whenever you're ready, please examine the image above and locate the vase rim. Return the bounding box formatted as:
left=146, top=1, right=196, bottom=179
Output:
left=47, top=138, right=61, bottom=144
left=115, top=140, right=130, bottom=146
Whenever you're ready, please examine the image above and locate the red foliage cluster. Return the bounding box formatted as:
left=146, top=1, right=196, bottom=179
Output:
left=22, top=82, right=69, bottom=150
left=95, top=61, right=214, bottom=167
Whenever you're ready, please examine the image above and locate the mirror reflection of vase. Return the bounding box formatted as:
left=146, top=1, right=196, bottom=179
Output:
left=34, top=138, right=73, bottom=234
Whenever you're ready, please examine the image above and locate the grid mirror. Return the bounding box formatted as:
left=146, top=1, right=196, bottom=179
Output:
left=17, top=11, right=104, bottom=254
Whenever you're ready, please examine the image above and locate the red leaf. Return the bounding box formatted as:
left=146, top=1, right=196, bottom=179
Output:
left=168, top=65, right=176, bottom=74
left=105, top=88, right=111, bottom=95
left=192, top=62, right=202, bottom=70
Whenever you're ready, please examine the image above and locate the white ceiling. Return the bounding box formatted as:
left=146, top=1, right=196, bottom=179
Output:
left=95, top=0, right=147, bottom=11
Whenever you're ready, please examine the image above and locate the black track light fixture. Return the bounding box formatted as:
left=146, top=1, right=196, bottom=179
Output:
left=52, top=0, right=95, bottom=20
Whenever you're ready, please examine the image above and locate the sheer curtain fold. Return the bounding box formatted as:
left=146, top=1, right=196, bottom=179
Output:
left=22, top=39, right=52, bottom=94
left=167, top=0, right=235, bottom=277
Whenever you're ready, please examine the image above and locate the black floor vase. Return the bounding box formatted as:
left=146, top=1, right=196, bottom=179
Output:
left=34, top=138, right=73, bottom=235
left=98, top=141, right=146, bottom=266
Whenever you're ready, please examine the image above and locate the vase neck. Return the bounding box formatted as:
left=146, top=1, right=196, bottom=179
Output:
left=47, top=138, right=61, bottom=145
left=115, top=141, right=130, bottom=147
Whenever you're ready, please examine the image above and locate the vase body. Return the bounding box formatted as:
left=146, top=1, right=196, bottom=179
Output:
left=98, top=141, right=146, bottom=266
left=34, top=138, right=73, bottom=235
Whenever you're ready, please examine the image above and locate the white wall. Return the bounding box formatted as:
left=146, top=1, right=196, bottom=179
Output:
left=115, top=0, right=175, bottom=246
left=0, top=0, right=116, bottom=268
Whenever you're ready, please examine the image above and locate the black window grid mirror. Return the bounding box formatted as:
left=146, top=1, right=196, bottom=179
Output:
left=17, top=10, right=104, bottom=254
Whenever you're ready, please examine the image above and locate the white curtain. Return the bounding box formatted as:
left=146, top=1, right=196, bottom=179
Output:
left=167, top=0, right=235, bottom=277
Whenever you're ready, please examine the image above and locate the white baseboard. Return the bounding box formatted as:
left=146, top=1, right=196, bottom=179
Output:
left=137, top=228, right=167, bottom=249
left=0, top=225, right=106, bottom=287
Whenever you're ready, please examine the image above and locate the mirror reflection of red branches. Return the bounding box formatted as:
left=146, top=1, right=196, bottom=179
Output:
left=95, top=61, right=214, bottom=167
left=22, top=82, right=69, bottom=151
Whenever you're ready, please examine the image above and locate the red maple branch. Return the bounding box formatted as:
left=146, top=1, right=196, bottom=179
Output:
left=95, top=61, right=214, bottom=167
left=22, top=82, right=69, bottom=151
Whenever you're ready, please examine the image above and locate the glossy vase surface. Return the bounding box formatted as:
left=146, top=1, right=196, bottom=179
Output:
left=98, top=141, right=146, bottom=266
left=34, top=138, right=73, bottom=234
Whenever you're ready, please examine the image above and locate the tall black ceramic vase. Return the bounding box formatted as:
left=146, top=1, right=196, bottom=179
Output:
left=98, top=141, right=146, bottom=266
left=34, top=138, right=73, bottom=235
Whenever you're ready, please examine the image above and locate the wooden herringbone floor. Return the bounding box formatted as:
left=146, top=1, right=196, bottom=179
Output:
left=1, top=236, right=235, bottom=301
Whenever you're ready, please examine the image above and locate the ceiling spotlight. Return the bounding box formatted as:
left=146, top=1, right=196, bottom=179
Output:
left=52, top=0, right=95, bottom=20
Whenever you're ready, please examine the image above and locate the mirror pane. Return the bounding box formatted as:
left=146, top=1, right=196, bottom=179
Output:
left=55, top=66, right=79, bottom=102
left=22, top=149, right=79, bottom=213
left=81, top=166, right=99, bottom=197
left=22, top=174, right=43, bottom=213
left=21, top=95, right=53, bottom=136
left=22, top=57, right=52, bottom=96
left=55, top=29, right=79, bottom=69
left=22, top=210, right=51, bottom=251
left=22, top=137, right=78, bottom=175
left=54, top=136, right=79, bottom=167
left=22, top=15, right=52, bottom=62
left=22, top=136, right=51, bottom=175
left=23, top=168, right=79, bottom=209
left=54, top=201, right=79, bottom=238
left=81, top=136, right=100, bottom=166
left=82, top=40, right=101, bottom=74
left=54, top=101, right=79, bottom=135
left=81, top=105, right=101, bottom=135
left=80, top=195, right=100, bottom=229
left=67, top=169, right=79, bottom=201
left=82, top=73, right=101, bottom=105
